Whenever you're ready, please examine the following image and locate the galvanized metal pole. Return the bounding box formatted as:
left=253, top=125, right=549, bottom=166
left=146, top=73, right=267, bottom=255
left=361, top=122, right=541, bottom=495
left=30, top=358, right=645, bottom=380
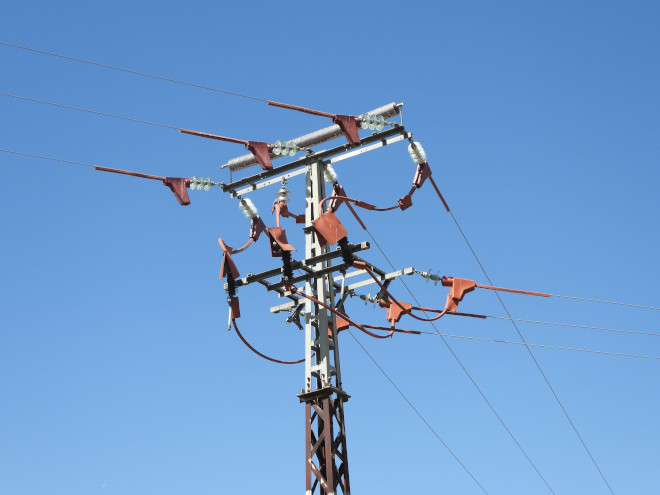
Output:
left=300, top=159, right=350, bottom=495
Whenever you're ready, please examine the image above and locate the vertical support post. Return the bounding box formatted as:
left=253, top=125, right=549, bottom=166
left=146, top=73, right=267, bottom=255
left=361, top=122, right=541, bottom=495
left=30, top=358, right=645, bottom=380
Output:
left=300, top=160, right=350, bottom=495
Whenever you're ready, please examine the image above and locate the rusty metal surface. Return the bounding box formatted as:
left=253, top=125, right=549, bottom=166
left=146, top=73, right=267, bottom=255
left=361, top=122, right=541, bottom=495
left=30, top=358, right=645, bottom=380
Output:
left=384, top=300, right=413, bottom=327
left=179, top=128, right=247, bottom=145
left=442, top=276, right=477, bottom=312
left=267, top=226, right=295, bottom=256
left=267, top=100, right=335, bottom=118
left=329, top=318, right=351, bottom=339
left=218, top=238, right=240, bottom=280
left=230, top=296, right=240, bottom=319
left=163, top=177, right=190, bottom=205
left=302, top=392, right=351, bottom=495
left=249, top=216, right=267, bottom=241
left=180, top=129, right=275, bottom=170
left=245, top=140, right=273, bottom=170
left=476, top=283, right=551, bottom=298
left=332, top=114, right=361, bottom=145
left=95, top=166, right=191, bottom=205
left=328, top=182, right=346, bottom=212
left=94, top=165, right=165, bottom=181
left=398, top=193, right=413, bottom=210
left=312, top=211, right=348, bottom=247
left=428, top=176, right=450, bottom=212
left=275, top=202, right=305, bottom=224
left=413, top=161, right=432, bottom=189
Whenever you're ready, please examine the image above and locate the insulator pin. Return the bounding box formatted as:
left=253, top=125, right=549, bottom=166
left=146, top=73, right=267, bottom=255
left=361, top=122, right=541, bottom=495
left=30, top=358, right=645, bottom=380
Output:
left=408, top=142, right=427, bottom=164
left=323, top=164, right=338, bottom=184
left=238, top=197, right=259, bottom=219
left=361, top=293, right=379, bottom=307
left=276, top=178, right=291, bottom=204
left=420, top=268, right=442, bottom=285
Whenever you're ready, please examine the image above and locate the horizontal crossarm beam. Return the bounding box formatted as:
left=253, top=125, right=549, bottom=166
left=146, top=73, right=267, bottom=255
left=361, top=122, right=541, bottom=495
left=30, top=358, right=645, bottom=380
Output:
left=221, top=127, right=407, bottom=196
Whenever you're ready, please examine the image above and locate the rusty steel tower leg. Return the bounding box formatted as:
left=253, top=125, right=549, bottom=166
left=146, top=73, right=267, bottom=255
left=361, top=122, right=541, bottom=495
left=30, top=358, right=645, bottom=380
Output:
left=299, top=159, right=351, bottom=495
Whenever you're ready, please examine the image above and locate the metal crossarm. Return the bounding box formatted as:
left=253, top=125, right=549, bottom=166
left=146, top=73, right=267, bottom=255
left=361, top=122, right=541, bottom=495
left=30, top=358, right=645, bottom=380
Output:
left=221, top=126, right=408, bottom=197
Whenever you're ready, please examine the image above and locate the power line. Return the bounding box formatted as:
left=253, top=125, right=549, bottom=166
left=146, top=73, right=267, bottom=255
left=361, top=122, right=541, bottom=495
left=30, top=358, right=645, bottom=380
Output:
left=0, top=41, right=268, bottom=102
left=346, top=329, right=490, bottom=495
left=414, top=330, right=660, bottom=361
left=485, top=315, right=660, bottom=338
left=0, top=91, right=179, bottom=129
left=447, top=209, right=616, bottom=494
left=362, top=226, right=557, bottom=494
left=549, top=293, right=660, bottom=311
left=1, top=149, right=98, bottom=168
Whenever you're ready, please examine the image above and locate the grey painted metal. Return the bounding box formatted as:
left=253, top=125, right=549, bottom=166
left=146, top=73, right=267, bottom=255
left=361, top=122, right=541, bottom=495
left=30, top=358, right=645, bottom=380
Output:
left=232, top=166, right=308, bottom=198
left=304, top=159, right=338, bottom=391
left=345, top=267, right=416, bottom=292
left=222, top=242, right=370, bottom=291
left=221, top=102, right=402, bottom=171
left=326, top=133, right=409, bottom=166
left=231, top=132, right=409, bottom=197
left=269, top=266, right=416, bottom=314
left=221, top=126, right=406, bottom=197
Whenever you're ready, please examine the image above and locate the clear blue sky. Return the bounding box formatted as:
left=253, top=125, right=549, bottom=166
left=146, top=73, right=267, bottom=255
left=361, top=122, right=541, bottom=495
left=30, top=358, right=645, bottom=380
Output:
left=1, top=2, right=659, bottom=494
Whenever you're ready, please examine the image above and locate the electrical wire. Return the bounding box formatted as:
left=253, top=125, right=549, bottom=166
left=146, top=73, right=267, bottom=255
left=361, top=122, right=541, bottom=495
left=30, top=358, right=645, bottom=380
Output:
left=346, top=329, right=490, bottom=495
left=403, top=299, right=660, bottom=338
left=548, top=294, right=660, bottom=311
left=0, top=41, right=268, bottom=102
left=361, top=225, right=557, bottom=494
left=345, top=316, right=660, bottom=359
left=1, top=149, right=98, bottom=168
left=446, top=209, right=615, bottom=494
left=231, top=319, right=305, bottom=364
left=292, top=287, right=394, bottom=339
left=484, top=315, right=660, bottom=338
left=358, top=262, right=448, bottom=322
left=368, top=326, right=660, bottom=361
left=0, top=91, right=179, bottom=129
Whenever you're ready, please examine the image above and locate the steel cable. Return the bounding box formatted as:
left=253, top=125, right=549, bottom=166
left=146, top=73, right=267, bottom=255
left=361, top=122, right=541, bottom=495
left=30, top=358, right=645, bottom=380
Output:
left=0, top=41, right=268, bottom=102
left=446, top=208, right=615, bottom=495
left=346, top=329, right=490, bottom=495
left=0, top=91, right=179, bottom=129
left=361, top=225, right=557, bottom=494
left=548, top=294, right=660, bottom=311
left=485, top=315, right=660, bottom=338
left=1, top=149, right=98, bottom=168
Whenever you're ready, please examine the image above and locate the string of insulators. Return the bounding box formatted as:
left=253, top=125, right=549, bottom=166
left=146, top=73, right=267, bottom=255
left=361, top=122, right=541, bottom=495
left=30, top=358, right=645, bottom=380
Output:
left=359, top=292, right=380, bottom=307
left=239, top=197, right=259, bottom=219
left=417, top=268, right=443, bottom=285
left=189, top=176, right=214, bottom=191
left=360, top=114, right=386, bottom=131
left=272, top=140, right=299, bottom=157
